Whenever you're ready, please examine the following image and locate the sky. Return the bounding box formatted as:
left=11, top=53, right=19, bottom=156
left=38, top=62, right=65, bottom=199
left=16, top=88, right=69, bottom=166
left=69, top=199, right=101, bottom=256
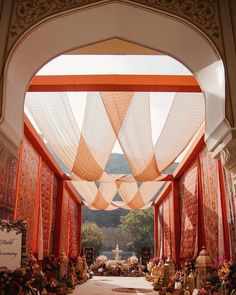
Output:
left=34, top=54, right=192, bottom=155
left=37, top=55, right=192, bottom=76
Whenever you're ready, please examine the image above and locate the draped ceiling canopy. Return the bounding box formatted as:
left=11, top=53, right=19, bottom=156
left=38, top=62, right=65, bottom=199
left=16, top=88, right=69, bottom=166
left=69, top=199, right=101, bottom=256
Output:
left=25, top=91, right=204, bottom=210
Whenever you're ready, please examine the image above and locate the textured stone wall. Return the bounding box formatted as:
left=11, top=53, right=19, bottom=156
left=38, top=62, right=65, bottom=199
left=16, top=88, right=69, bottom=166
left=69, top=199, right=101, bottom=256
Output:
left=0, top=144, right=18, bottom=219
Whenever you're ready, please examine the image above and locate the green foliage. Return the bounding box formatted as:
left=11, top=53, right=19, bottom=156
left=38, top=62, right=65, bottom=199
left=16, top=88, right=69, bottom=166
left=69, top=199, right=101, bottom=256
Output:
left=82, top=222, right=103, bottom=257
left=119, top=208, right=154, bottom=256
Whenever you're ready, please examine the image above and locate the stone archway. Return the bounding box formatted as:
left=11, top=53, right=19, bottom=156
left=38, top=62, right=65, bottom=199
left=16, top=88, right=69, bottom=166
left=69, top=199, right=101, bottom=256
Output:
left=1, top=1, right=229, bottom=166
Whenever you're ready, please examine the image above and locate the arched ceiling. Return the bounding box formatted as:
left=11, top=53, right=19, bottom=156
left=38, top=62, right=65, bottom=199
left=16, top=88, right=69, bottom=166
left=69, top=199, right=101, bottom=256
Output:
left=65, top=38, right=163, bottom=55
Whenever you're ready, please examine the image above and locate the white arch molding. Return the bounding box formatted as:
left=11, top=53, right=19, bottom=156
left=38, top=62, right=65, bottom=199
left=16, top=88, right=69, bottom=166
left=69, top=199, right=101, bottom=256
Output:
left=2, top=2, right=228, bottom=158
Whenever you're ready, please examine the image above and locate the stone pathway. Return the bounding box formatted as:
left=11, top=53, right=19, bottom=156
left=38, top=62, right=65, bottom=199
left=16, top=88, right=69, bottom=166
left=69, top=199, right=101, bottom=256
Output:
left=73, top=276, right=158, bottom=295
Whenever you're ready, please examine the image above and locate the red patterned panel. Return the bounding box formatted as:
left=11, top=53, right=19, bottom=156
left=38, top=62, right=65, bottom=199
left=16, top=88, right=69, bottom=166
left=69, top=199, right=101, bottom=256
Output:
left=163, top=193, right=172, bottom=258
left=180, top=160, right=198, bottom=259
left=50, top=175, right=58, bottom=253
left=169, top=191, right=176, bottom=260
left=200, top=147, right=224, bottom=261
left=60, top=188, right=69, bottom=254
left=158, top=191, right=176, bottom=259
left=68, top=196, right=79, bottom=257
left=157, top=204, right=164, bottom=258
left=223, top=168, right=236, bottom=257
left=0, top=146, right=18, bottom=219
left=15, top=137, right=40, bottom=255
left=40, top=161, right=54, bottom=256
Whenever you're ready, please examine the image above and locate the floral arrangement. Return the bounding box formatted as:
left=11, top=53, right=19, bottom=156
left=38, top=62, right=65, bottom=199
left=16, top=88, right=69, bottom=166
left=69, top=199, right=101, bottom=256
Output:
left=149, top=257, right=160, bottom=265
left=168, top=270, right=185, bottom=291
left=148, top=257, right=160, bottom=270
left=148, top=252, right=236, bottom=295
left=0, top=260, right=46, bottom=295
left=42, top=255, right=60, bottom=280
left=128, top=255, right=138, bottom=264
left=0, top=253, right=89, bottom=294
left=111, top=264, right=122, bottom=276
left=95, top=255, right=108, bottom=274
left=96, top=255, right=108, bottom=264
left=206, top=259, right=236, bottom=295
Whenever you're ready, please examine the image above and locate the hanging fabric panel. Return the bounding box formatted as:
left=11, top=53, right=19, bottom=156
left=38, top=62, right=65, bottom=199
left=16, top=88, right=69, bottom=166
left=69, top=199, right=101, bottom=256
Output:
left=37, top=194, right=44, bottom=260
left=156, top=191, right=175, bottom=259
left=101, top=92, right=133, bottom=135
left=87, top=203, right=119, bottom=211
left=26, top=92, right=108, bottom=181
left=68, top=197, right=79, bottom=257
left=73, top=92, right=117, bottom=181
left=155, top=93, right=204, bottom=172
left=117, top=182, right=138, bottom=204
left=102, top=92, right=160, bottom=181
left=72, top=181, right=117, bottom=210
left=40, top=161, right=54, bottom=257
left=163, top=195, right=171, bottom=258
left=26, top=91, right=204, bottom=185
left=15, top=137, right=40, bottom=255
left=50, top=175, right=58, bottom=253
left=199, top=147, right=225, bottom=262
left=157, top=204, right=164, bottom=258
left=139, top=182, right=164, bottom=203
left=97, top=182, right=117, bottom=208
left=73, top=180, right=163, bottom=210
left=118, top=181, right=163, bottom=209
left=71, top=181, right=97, bottom=205
left=180, top=160, right=199, bottom=259
left=223, top=168, right=236, bottom=257
left=25, top=92, right=80, bottom=172
left=120, top=201, right=153, bottom=210
left=116, top=183, right=139, bottom=209
left=60, top=189, right=69, bottom=254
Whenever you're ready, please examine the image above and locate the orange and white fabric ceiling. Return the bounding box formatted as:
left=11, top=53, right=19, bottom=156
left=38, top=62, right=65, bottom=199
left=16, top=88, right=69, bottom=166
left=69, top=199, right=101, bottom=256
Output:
left=25, top=91, right=204, bottom=210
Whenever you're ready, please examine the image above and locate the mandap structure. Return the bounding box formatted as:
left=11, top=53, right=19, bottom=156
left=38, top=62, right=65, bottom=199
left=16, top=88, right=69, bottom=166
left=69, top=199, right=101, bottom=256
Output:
left=1, top=66, right=234, bottom=266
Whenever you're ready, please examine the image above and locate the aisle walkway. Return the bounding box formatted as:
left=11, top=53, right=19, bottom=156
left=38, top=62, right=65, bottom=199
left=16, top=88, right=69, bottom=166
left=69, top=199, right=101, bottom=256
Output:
left=73, top=276, right=157, bottom=295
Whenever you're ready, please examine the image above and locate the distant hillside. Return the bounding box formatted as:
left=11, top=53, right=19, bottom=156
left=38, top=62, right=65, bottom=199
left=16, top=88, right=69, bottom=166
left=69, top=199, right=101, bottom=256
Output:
left=105, top=153, right=131, bottom=174
left=82, top=206, right=128, bottom=227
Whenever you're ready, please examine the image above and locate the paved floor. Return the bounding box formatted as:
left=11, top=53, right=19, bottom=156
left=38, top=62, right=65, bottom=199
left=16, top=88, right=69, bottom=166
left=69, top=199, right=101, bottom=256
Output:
left=73, top=276, right=158, bottom=295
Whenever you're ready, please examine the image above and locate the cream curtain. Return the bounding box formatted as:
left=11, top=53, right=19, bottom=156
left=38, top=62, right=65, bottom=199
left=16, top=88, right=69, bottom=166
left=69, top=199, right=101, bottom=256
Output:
left=26, top=91, right=204, bottom=210
left=72, top=92, right=117, bottom=180
left=72, top=181, right=117, bottom=210
left=155, top=93, right=204, bottom=171
left=72, top=180, right=163, bottom=210
left=102, top=92, right=160, bottom=181
left=25, top=92, right=80, bottom=171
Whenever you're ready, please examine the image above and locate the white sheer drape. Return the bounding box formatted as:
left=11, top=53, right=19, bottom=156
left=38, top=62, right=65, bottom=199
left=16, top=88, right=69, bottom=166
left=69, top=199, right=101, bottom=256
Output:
left=25, top=91, right=205, bottom=210
left=25, top=92, right=80, bottom=171
left=155, top=93, right=204, bottom=171
left=72, top=180, right=164, bottom=210
left=102, top=92, right=160, bottom=181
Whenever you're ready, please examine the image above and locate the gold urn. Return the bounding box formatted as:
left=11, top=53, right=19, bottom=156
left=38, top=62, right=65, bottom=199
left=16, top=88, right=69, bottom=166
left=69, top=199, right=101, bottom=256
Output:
left=157, top=259, right=165, bottom=278
left=164, top=256, right=176, bottom=286
left=59, top=250, right=69, bottom=279
left=187, top=271, right=196, bottom=293
left=195, top=248, right=213, bottom=289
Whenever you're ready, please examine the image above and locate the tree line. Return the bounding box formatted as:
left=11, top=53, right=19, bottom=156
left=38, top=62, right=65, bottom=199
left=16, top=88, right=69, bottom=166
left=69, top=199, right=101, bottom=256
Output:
left=82, top=208, right=154, bottom=258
